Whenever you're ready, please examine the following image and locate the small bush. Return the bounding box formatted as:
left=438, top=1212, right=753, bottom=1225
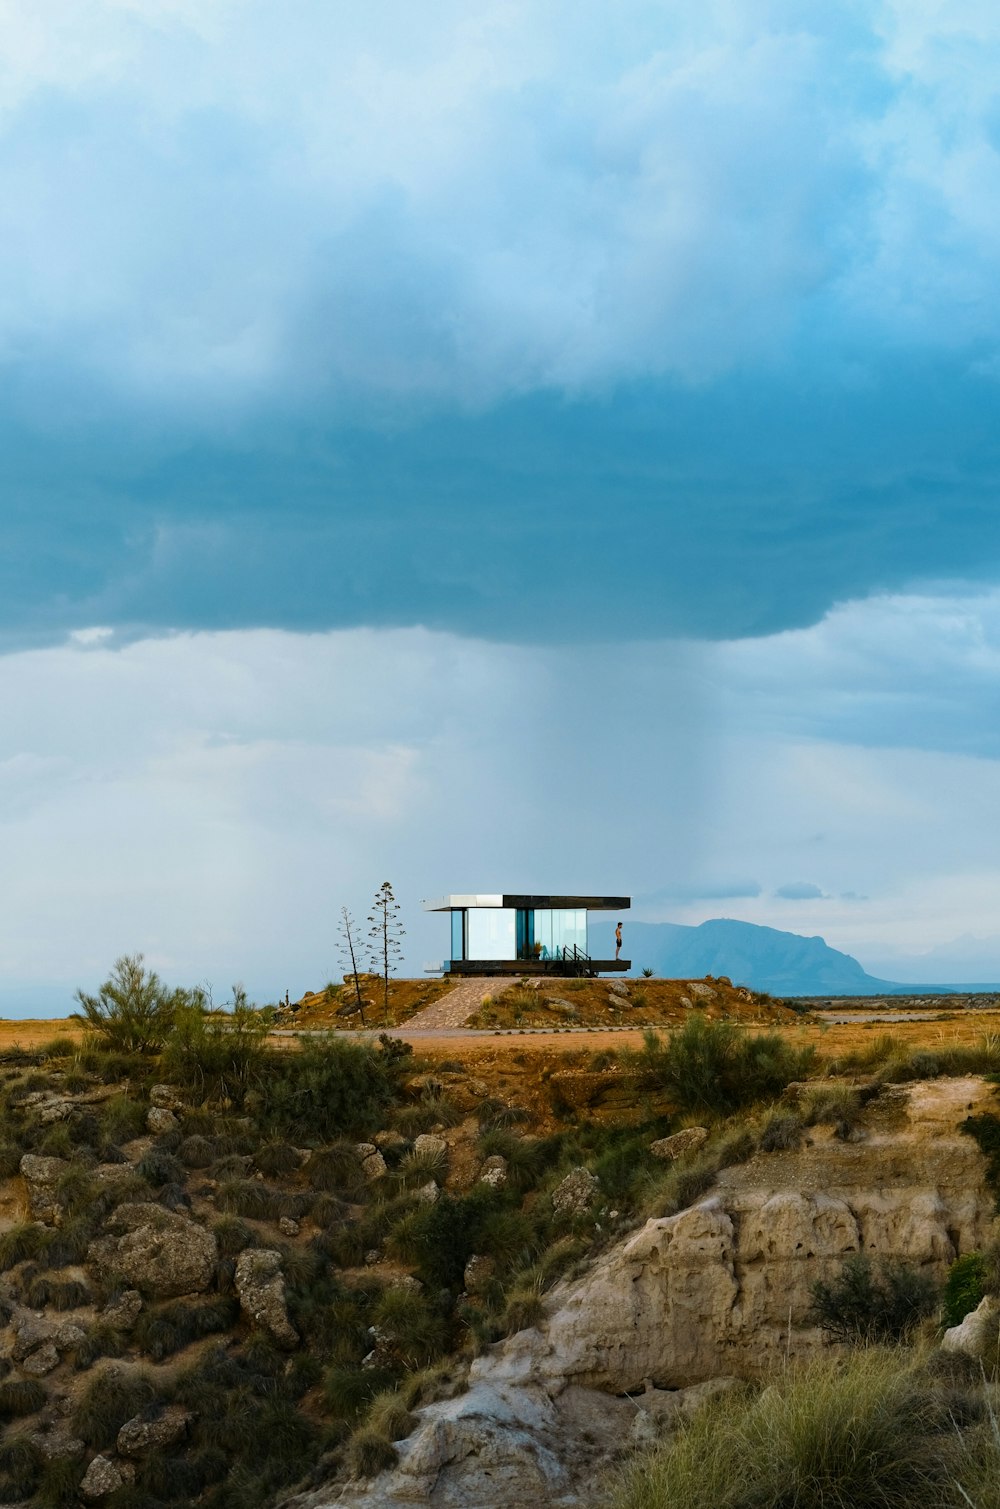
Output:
left=162, top=993, right=273, bottom=1106
left=99, top=1094, right=149, bottom=1145
left=25, top=1274, right=93, bottom=1310
left=759, top=1112, right=804, bottom=1152
left=0, top=1379, right=47, bottom=1418
left=608, top=1348, right=958, bottom=1509
left=366, top=1388, right=417, bottom=1442
left=943, top=1252, right=988, bottom=1329
left=0, top=1223, right=50, bottom=1271
left=136, top=1149, right=186, bottom=1187
left=635, top=1019, right=814, bottom=1115
left=809, top=1254, right=939, bottom=1344
left=348, top=1426, right=398, bottom=1479
left=71, top=1323, right=128, bottom=1370
left=217, top=1179, right=310, bottom=1222
left=371, top=1287, right=448, bottom=1368
left=136, top=1296, right=240, bottom=1361
left=261, top=1035, right=402, bottom=1142
left=255, top=1141, right=302, bottom=1177
left=324, top=1365, right=397, bottom=1422
left=306, top=1143, right=366, bottom=1197
left=0, top=1433, right=42, bottom=1500
left=73, top=953, right=192, bottom=1053
left=74, top=1368, right=159, bottom=1449
left=178, top=1133, right=216, bottom=1168
left=800, top=1084, right=863, bottom=1138
left=213, top=1215, right=258, bottom=1255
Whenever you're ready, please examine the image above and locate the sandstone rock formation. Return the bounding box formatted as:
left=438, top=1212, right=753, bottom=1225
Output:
left=551, top=1167, right=600, bottom=1217
left=87, top=1203, right=217, bottom=1298
left=296, top=1078, right=997, bottom=1509
left=19, top=1153, right=70, bottom=1222
left=234, top=1248, right=298, bottom=1348
left=649, top=1127, right=709, bottom=1161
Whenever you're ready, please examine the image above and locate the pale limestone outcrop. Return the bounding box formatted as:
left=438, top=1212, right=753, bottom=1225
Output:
left=289, top=1077, right=999, bottom=1509
left=942, top=1294, right=1000, bottom=1357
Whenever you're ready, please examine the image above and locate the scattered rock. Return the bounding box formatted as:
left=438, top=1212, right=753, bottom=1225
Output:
left=478, top=1155, right=508, bottom=1190
left=149, top=1086, right=184, bottom=1111
left=373, top=1130, right=407, bottom=1152
left=93, top=1163, right=139, bottom=1186
left=80, top=1455, right=125, bottom=1499
left=54, top=1321, right=87, bottom=1351
left=649, top=1128, right=709, bottom=1162
left=19, top=1154, right=70, bottom=1223
left=687, top=981, right=716, bottom=1002
left=388, top=1274, right=423, bottom=1295
left=679, top=995, right=694, bottom=1009
left=117, top=1405, right=192, bottom=1458
left=102, top=1290, right=143, bottom=1330
left=941, top=1295, right=1000, bottom=1357
left=464, top=1254, right=497, bottom=1295
left=552, top=1167, right=600, bottom=1218
left=29, top=1429, right=84, bottom=1462
left=87, top=1204, right=217, bottom=1299
left=415, top=1181, right=439, bottom=1205
left=364, top=1249, right=382, bottom=1266
left=413, top=1133, right=448, bottom=1161
left=609, top=980, right=629, bottom=997
left=11, top=1309, right=56, bottom=1362
left=146, top=1107, right=179, bottom=1135
left=234, top=1248, right=298, bottom=1349
left=279, top=1216, right=300, bottom=1238
left=356, top=1144, right=388, bottom=1182
left=21, top=1341, right=60, bottom=1376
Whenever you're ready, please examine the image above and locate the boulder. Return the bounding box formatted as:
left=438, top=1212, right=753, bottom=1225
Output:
left=941, top=1294, right=1000, bottom=1357
left=415, top=1181, right=439, bottom=1205
left=11, top=1309, right=56, bottom=1362
left=687, top=982, right=716, bottom=1002
left=87, top=1204, right=217, bottom=1299
left=356, top=1144, right=388, bottom=1182
left=552, top=1168, right=600, bottom=1218
left=649, top=1128, right=709, bottom=1162
left=149, top=1086, right=184, bottom=1111
left=80, top=1455, right=125, bottom=1500
left=234, top=1248, right=298, bottom=1349
left=478, top=1156, right=508, bottom=1190
left=19, top=1154, right=70, bottom=1223
left=117, top=1405, right=192, bottom=1457
left=102, top=1290, right=143, bottom=1330
left=146, top=1107, right=179, bottom=1135
left=413, top=1134, right=448, bottom=1161
left=373, top=1130, right=407, bottom=1152
left=21, top=1341, right=60, bottom=1376
left=29, top=1429, right=84, bottom=1462
left=55, top=1321, right=87, bottom=1351
left=279, top=1216, right=300, bottom=1238
left=609, top=980, right=629, bottom=997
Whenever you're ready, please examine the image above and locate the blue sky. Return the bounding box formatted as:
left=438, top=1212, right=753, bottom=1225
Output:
left=4, top=1, right=1000, bottom=1010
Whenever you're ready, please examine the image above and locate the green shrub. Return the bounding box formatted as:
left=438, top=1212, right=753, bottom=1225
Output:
left=136, top=1296, right=240, bottom=1361
left=25, top=1274, right=93, bottom=1310
left=217, top=1179, right=310, bottom=1222
left=944, top=1252, right=988, bottom=1329
left=73, top=953, right=192, bottom=1053
left=212, top=1216, right=258, bottom=1255
left=385, top=1189, right=499, bottom=1288
left=74, top=1368, right=159, bottom=1448
left=260, top=1035, right=401, bottom=1141
left=635, top=1019, right=814, bottom=1115
left=759, top=1112, right=804, bottom=1151
left=348, top=1426, right=398, bottom=1479
left=0, top=1433, right=42, bottom=1500
left=0, top=1378, right=47, bottom=1418
left=371, top=1287, right=448, bottom=1368
left=178, top=1133, right=216, bottom=1168
left=162, top=992, right=273, bottom=1106
left=0, top=1223, right=50, bottom=1270
left=0, top=1142, right=22, bottom=1177
left=305, top=1143, right=366, bottom=1196
left=71, top=1323, right=128, bottom=1370
left=809, top=1254, right=939, bottom=1344
left=366, top=1388, right=417, bottom=1442
left=137, top=1149, right=186, bottom=1187
left=324, top=1365, right=397, bottom=1422
left=98, top=1093, right=149, bottom=1146
left=800, top=1084, right=863, bottom=1137
left=254, top=1141, right=302, bottom=1177
left=608, top=1349, right=957, bottom=1509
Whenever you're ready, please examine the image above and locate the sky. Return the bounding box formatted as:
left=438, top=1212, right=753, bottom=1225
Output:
left=4, top=1, right=1000, bottom=1011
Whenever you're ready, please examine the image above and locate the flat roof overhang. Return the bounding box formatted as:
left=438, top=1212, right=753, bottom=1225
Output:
left=424, top=894, right=630, bottom=913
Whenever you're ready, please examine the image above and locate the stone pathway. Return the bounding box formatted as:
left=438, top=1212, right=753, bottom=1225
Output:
left=397, top=976, right=518, bottom=1032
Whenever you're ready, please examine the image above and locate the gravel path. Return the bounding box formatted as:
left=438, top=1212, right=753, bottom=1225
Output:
left=398, top=975, right=518, bottom=1031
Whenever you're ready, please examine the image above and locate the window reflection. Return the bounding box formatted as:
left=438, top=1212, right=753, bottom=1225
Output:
left=466, top=908, right=517, bottom=960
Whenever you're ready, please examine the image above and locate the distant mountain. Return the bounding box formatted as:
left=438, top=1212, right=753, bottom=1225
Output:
left=589, top=917, right=895, bottom=996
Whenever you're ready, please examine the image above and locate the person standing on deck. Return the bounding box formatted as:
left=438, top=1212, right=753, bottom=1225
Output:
left=615, top=922, right=623, bottom=960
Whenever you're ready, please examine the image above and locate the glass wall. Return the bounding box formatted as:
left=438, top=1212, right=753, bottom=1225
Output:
left=527, top=909, right=587, bottom=960
left=451, top=910, right=465, bottom=961
left=465, top=907, right=517, bottom=961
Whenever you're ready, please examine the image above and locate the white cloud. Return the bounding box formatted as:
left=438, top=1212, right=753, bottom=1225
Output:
left=1, top=1, right=997, bottom=407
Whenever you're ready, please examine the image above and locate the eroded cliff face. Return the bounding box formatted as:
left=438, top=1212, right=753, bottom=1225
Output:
left=308, top=1077, right=998, bottom=1509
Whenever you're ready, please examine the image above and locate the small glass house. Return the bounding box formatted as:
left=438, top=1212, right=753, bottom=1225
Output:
left=424, top=893, right=630, bottom=976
